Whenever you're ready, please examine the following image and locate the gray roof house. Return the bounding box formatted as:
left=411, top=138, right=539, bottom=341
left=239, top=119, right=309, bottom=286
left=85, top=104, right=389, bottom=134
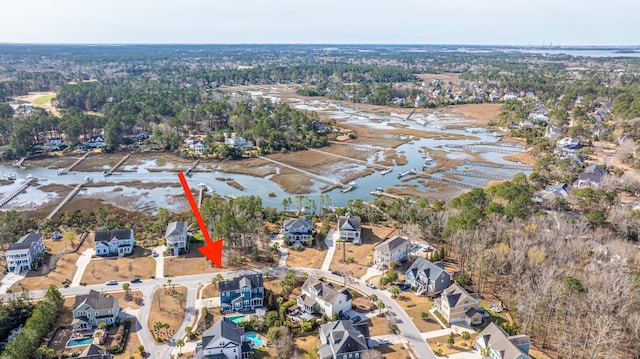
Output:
left=165, top=221, right=190, bottom=256
left=6, top=232, right=44, bottom=273
left=76, top=344, right=114, bottom=359
left=94, top=229, right=135, bottom=257
left=405, top=257, right=451, bottom=295
left=318, top=320, right=371, bottom=359
left=338, top=213, right=362, bottom=244
left=298, top=277, right=352, bottom=318
left=194, top=317, right=252, bottom=359
left=72, top=290, right=120, bottom=332
left=574, top=165, right=608, bottom=189
left=475, top=322, right=531, bottom=359
left=219, top=274, right=264, bottom=312
left=435, top=284, right=482, bottom=326
left=283, top=217, right=314, bottom=247
left=373, top=236, right=410, bottom=269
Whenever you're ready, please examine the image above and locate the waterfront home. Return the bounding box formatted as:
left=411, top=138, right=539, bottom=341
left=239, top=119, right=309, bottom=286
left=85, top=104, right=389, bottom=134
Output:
left=318, top=320, right=371, bottom=359
left=297, top=277, right=352, bottom=318
left=86, top=135, right=106, bottom=148
left=6, top=232, right=45, bottom=273
left=435, top=284, right=483, bottom=325
left=94, top=229, right=135, bottom=257
left=165, top=221, right=189, bottom=256
left=373, top=236, right=410, bottom=269
left=405, top=257, right=451, bottom=295
left=194, top=318, right=252, bottom=359
left=337, top=213, right=361, bottom=244
left=475, top=322, right=532, bottom=359
left=191, top=140, right=208, bottom=154
left=283, top=217, right=314, bottom=247
left=225, top=133, right=250, bottom=150
left=72, top=290, right=120, bottom=331
left=43, top=136, right=67, bottom=151
left=219, top=274, right=264, bottom=312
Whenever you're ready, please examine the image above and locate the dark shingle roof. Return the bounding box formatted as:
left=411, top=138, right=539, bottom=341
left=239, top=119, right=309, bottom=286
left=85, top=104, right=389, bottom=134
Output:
left=319, top=320, right=369, bottom=356
left=201, top=318, right=246, bottom=351
left=338, top=213, right=361, bottom=232
left=219, top=274, right=263, bottom=292
left=374, top=236, right=408, bottom=254
left=407, top=257, right=447, bottom=282
left=73, top=290, right=118, bottom=312
left=8, top=232, right=42, bottom=251
left=95, top=229, right=133, bottom=243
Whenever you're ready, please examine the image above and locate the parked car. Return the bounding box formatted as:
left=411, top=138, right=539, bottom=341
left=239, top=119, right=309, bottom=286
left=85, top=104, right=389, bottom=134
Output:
left=366, top=282, right=376, bottom=289
left=152, top=250, right=158, bottom=257
left=341, top=313, right=350, bottom=320
left=377, top=339, right=391, bottom=345
left=399, top=283, right=410, bottom=291
left=331, top=270, right=343, bottom=276
left=351, top=315, right=362, bottom=323
left=106, top=280, right=117, bottom=286
left=131, top=277, right=141, bottom=283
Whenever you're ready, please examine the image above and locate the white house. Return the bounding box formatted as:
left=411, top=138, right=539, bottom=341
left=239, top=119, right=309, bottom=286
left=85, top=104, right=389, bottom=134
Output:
left=373, top=236, right=410, bottom=269
left=86, top=135, right=106, bottom=148
left=191, top=140, right=208, bottom=154
left=194, top=318, right=252, bottom=359
left=6, top=233, right=45, bottom=273
left=165, top=221, right=189, bottom=256
left=297, top=277, right=352, bottom=318
left=283, top=217, right=314, bottom=247
left=94, top=229, right=135, bottom=257
left=337, top=213, right=361, bottom=244
left=225, top=133, right=250, bottom=150
left=43, top=136, right=67, bottom=151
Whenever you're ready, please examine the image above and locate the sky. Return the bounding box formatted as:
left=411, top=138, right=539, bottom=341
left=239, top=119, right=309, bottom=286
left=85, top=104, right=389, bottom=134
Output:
left=1, top=0, right=638, bottom=46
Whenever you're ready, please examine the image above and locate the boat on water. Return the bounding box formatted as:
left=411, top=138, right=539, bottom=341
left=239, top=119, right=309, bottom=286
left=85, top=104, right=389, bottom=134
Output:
left=376, top=187, right=384, bottom=192
left=2, top=173, right=16, bottom=181
left=57, top=169, right=69, bottom=175
left=381, top=168, right=393, bottom=175
left=85, top=177, right=94, bottom=183
left=348, top=181, right=357, bottom=188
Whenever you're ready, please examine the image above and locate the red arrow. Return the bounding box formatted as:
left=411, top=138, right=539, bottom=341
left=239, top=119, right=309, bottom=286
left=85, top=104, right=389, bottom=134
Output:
left=178, top=172, right=223, bottom=268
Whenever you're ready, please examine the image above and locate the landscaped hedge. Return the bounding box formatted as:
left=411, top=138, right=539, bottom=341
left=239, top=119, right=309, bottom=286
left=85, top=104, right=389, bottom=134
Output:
left=106, top=320, right=131, bottom=354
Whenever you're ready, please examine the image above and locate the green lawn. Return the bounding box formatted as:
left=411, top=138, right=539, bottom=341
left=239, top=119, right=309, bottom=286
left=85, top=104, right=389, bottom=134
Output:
left=34, top=94, right=56, bottom=106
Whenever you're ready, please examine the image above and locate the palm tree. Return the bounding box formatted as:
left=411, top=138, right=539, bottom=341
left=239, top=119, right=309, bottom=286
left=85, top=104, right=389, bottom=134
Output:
left=389, top=285, right=400, bottom=298
left=176, top=338, right=185, bottom=354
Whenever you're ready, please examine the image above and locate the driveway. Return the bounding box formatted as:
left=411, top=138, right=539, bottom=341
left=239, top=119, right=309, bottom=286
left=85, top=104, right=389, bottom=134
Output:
left=71, top=248, right=95, bottom=287
left=320, top=229, right=338, bottom=271
left=0, top=271, right=26, bottom=294
left=153, top=245, right=166, bottom=279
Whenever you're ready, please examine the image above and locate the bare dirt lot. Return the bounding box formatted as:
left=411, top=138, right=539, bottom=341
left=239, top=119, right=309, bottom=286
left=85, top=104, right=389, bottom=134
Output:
left=81, top=246, right=156, bottom=285
left=285, top=241, right=327, bottom=269
left=394, top=292, right=441, bottom=332
left=329, top=225, right=398, bottom=278
left=147, top=285, right=187, bottom=342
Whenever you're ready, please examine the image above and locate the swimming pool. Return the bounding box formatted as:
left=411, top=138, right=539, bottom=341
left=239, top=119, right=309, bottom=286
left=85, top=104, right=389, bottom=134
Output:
left=227, top=315, right=246, bottom=324
left=410, top=245, right=425, bottom=254
left=66, top=336, right=93, bottom=347
left=246, top=332, right=265, bottom=347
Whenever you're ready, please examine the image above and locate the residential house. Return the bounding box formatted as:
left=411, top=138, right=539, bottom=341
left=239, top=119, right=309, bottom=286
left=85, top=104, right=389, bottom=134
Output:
left=337, top=213, right=361, bottom=244
left=43, top=136, right=67, bottom=151
left=373, top=236, right=410, bottom=269
left=219, top=274, right=264, bottom=312
left=191, top=140, right=208, bottom=154
left=71, top=290, right=120, bottom=331
left=297, top=277, right=352, bottom=318
left=318, top=320, right=371, bottom=359
left=94, top=229, right=135, bottom=257
left=194, top=318, right=252, bottom=359
left=475, top=322, right=532, bottom=359
left=574, top=165, right=608, bottom=189
left=533, top=182, right=572, bottom=207
left=545, top=126, right=562, bottom=139
left=6, top=232, right=45, bottom=273
left=76, top=344, right=114, bottom=359
left=86, top=135, right=106, bottom=148
left=283, top=217, right=314, bottom=247
left=225, top=133, right=250, bottom=150
left=557, top=137, right=580, bottom=150
left=435, top=284, right=483, bottom=325
left=405, top=257, right=451, bottom=295
left=165, top=221, right=189, bottom=256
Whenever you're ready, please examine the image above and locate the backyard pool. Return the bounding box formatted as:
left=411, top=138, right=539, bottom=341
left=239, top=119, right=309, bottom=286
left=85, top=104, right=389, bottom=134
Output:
left=66, top=335, right=93, bottom=347
left=246, top=332, right=265, bottom=347
left=227, top=315, right=246, bottom=324
left=410, top=245, right=426, bottom=254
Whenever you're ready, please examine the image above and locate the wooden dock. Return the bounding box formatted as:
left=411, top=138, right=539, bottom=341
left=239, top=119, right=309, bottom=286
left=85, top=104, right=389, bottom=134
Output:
left=369, top=190, right=415, bottom=203
left=46, top=182, right=85, bottom=219
left=0, top=179, right=33, bottom=207
left=462, top=161, right=531, bottom=171
left=305, top=148, right=391, bottom=171
left=104, top=153, right=131, bottom=175
left=13, top=157, right=26, bottom=168
left=446, top=169, right=511, bottom=181
left=445, top=144, right=523, bottom=154
left=423, top=174, right=483, bottom=189
left=67, top=152, right=90, bottom=171
left=258, top=155, right=347, bottom=192
left=198, top=187, right=204, bottom=208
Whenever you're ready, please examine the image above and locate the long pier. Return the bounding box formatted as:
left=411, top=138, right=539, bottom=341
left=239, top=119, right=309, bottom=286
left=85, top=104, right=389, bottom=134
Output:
left=46, top=183, right=85, bottom=219
left=445, top=144, right=523, bottom=154
left=258, top=155, right=346, bottom=191
left=423, top=174, right=483, bottom=189
left=462, top=161, right=531, bottom=171
left=188, top=159, right=200, bottom=173
left=305, top=148, right=391, bottom=171
left=0, top=179, right=34, bottom=207
left=198, top=187, right=204, bottom=208
left=67, top=152, right=90, bottom=171
left=14, top=157, right=26, bottom=168
left=328, top=141, right=391, bottom=151
left=104, top=153, right=131, bottom=175
left=446, top=169, right=511, bottom=181
left=369, top=191, right=415, bottom=204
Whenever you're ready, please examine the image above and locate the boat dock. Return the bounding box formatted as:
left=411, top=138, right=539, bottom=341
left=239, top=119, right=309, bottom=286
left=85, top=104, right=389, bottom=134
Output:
left=381, top=168, right=393, bottom=175
left=67, top=152, right=90, bottom=172
left=198, top=187, right=204, bottom=207
left=305, top=148, right=391, bottom=171
left=14, top=157, right=26, bottom=168
left=423, top=174, right=483, bottom=189
left=258, top=155, right=349, bottom=192
left=446, top=169, right=511, bottom=181
left=104, top=153, right=131, bottom=175
left=397, top=168, right=418, bottom=179
left=369, top=190, right=415, bottom=203
left=46, top=182, right=86, bottom=219
left=462, top=161, right=531, bottom=171
left=328, top=141, right=391, bottom=151
left=445, top=144, right=523, bottom=154
left=0, top=179, right=34, bottom=207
